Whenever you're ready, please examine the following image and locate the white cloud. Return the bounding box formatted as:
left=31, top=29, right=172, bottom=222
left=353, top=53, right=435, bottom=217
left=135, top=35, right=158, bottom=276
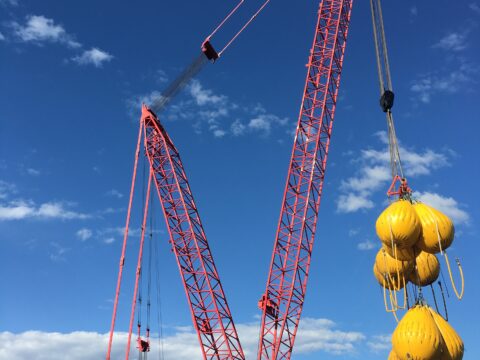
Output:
left=231, top=119, right=246, bottom=136
left=156, top=69, right=168, bottom=84
left=433, top=32, right=468, bottom=52
left=103, top=237, right=115, bottom=244
left=367, top=334, right=391, bottom=353
left=0, top=32, right=5, bottom=41
left=0, top=181, right=16, bottom=199
left=411, top=61, right=478, bottom=104
left=470, top=2, right=480, bottom=14
left=415, top=191, right=469, bottom=224
left=128, top=80, right=288, bottom=139
left=337, top=193, right=374, bottom=213
left=189, top=79, right=226, bottom=106
left=248, top=113, right=289, bottom=136
left=12, top=15, right=81, bottom=48
left=49, top=242, right=69, bottom=262
left=357, top=240, right=377, bottom=251
left=0, top=317, right=365, bottom=359
left=0, top=0, right=18, bottom=6
left=26, top=168, right=40, bottom=176
left=337, top=132, right=451, bottom=213
left=72, top=48, right=113, bottom=67
left=410, top=6, right=418, bottom=16
left=76, top=228, right=93, bottom=241
left=0, top=200, right=89, bottom=221
left=105, top=189, right=123, bottom=199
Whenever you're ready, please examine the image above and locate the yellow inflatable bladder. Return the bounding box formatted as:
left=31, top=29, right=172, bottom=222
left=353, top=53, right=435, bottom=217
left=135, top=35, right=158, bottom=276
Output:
left=413, top=203, right=454, bottom=254
left=392, top=304, right=447, bottom=360
left=428, top=308, right=464, bottom=360
left=388, top=350, right=401, bottom=360
left=375, top=248, right=414, bottom=279
left=383, top=244, right=418, bottom=261
left=376, top=200, right=421, bottom=249
left=409, top=251, right=440, bottom=287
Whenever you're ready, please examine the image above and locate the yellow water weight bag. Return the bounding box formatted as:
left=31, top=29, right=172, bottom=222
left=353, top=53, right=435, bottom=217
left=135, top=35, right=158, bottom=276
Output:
left=376, top=200, right=421, bottom=249
left=392, top=304, right=446, bottom=360
left=375, top=248, right=414, bottom=279
left=388, top=350, right=401, bottom=360
left=383, top=244, right=417, bottom=261
left=409, top=251, right=440, bottom=287
left=428, top=308, right=464, bottom=360
left=413, top=203, right=454, bottom=254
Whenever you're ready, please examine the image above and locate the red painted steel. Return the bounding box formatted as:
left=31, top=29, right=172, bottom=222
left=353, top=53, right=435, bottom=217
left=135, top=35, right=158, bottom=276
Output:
left=257, top=1, right=353, bottom=359
left=125, top=172, right=153, bottom=359
left=141, top=105, right=245, bottom=360
left=107, top=119, right=144, bottom=360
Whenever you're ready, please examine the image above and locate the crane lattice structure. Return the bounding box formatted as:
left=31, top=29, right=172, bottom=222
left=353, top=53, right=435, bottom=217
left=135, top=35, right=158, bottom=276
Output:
left=107, top=106, right=245, bottom=360
left=107, top=1, right=355, bottom=359
left=257, top=1, right=353, bottom=359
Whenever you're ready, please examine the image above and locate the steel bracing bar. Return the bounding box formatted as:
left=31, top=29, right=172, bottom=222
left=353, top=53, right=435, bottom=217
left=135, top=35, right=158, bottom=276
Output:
left=141, top=105, right=245, bottom=360
left=257, top=1, right=353, bottom=359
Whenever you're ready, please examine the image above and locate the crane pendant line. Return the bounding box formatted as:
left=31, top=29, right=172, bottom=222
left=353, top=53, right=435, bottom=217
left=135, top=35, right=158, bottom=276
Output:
left=141, top=106, right=245, bottom=360
left=257, top=1, right=353, bottom=359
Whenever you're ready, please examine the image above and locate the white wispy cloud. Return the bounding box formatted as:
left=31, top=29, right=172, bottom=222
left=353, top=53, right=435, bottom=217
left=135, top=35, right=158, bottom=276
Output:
left=433, top=32, right=468, bottom=52
left=410, top=6, right=418, bottom=16
left=105, top=189, right=123, bottom=199
left=0, top=200, right=90, bottom=221
left=49, top=241, right=69, bottom=262
left=12, top=15, right=81, bottom=48
left=357, top=240, right=376, bottom=251
left=367, top=334, right=391, bottom=353
left=0, top=180, right=16, bottom=199
left=337, top=131, right=450, bottom=213
left=0, top=0, right=19, bottom=6
left=415, top=191, right=470, bottom=224
left=128, top=80, right=288, bottom=139
left=410, top=61, right=478, bottom=103
left=470, top=2, right=480, bottom=14
left=0, top=317, right=365, bottom=359
left=72, top=48, right=113, bottom=67
left=189, top=79, right=226, bottom=106
left=0, top=32, right=5, bottom=41
left=76, top=228, right=93, bottom=241
left=26, top=168, right=41, bottom=176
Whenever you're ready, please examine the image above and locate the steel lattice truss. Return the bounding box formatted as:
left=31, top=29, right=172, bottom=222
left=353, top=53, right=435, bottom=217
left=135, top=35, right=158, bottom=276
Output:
left=142, top=106, right=245, bottom=360
left=257, top=1, right=353, bottom=359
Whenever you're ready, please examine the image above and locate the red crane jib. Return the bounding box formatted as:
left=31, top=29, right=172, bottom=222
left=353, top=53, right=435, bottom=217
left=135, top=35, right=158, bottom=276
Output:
left=141, top=106, right=245, bottom=360
left=257, top=1, right=354, bottom=359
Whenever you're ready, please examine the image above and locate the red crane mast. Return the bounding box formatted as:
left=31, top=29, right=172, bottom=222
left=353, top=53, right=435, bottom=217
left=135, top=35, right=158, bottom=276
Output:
left=107, top=106, right=245, bottom=360
left=257, top=1, right=353, bottom=359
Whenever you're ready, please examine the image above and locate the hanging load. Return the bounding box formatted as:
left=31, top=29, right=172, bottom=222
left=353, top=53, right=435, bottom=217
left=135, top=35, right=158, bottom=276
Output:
left=413, top=203, right=454, bottom=254
left=429, top=308, right=464, bottom=360
left=376, top=200, right=421, bottom=249
left=388, top=350, right=401, bottom=360
left=383, top=244, right=417, bottom=261
left=391, top=304, right=464, bottom=360
left=392, top=304, right=447, bottom=360
left=375, top=248, right=414, bottom=279
left=373, top=264, right=405, bottom=290
left=409, top=251, right=440, bottom=287
left=373, top=248, right=413, bottom=291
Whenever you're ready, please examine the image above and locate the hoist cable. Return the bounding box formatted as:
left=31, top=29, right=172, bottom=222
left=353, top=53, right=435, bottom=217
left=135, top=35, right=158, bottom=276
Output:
left=370, top=0, right=405, bottom=180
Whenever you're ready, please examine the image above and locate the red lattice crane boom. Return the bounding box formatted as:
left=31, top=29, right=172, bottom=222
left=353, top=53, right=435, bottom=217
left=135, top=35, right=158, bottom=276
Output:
left=107, top=106, right=245, bottom=360
left=257, top=1, right=353, bottom=359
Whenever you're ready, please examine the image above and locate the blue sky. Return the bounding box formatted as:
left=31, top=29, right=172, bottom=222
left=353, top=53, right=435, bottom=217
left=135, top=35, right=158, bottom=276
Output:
left=1, top=0, right=479, bottom=359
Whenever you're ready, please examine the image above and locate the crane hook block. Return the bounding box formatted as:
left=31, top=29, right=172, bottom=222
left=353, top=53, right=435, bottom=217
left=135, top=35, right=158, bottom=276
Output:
left=202, top=40, right=219, bottom=62
left=380, top=90, right=395, bottom=112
